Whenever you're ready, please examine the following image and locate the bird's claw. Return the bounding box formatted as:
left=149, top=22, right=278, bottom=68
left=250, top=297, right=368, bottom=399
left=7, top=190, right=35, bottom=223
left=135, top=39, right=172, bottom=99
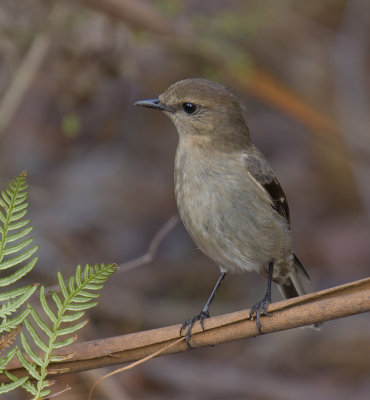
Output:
left=180, top=310, right=210, bottom=348
left=249, top=294, right=272, bottom=333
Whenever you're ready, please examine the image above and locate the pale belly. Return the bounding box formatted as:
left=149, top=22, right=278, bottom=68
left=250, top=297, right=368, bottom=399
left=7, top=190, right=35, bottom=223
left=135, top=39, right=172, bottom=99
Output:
left=175, top=155, right=293, bottom=281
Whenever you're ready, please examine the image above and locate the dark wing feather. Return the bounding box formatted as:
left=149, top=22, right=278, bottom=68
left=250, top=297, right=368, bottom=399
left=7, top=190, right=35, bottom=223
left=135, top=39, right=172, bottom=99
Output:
left=243, top=150, right=311, bottom=279
left=243, top=150, right=291, bottom=227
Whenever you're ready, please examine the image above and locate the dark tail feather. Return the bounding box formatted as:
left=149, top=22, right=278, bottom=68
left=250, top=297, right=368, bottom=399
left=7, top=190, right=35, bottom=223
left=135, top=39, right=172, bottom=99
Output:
left=277, top=254, right=322, bottom=330
left=279, top=278, right=303, bottom=299
left=278, top=253, right=307, bottom=299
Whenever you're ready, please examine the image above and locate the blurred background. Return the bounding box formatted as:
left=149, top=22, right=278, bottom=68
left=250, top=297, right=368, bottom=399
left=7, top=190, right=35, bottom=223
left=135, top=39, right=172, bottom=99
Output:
left=1, top=0, right=369, bottom=399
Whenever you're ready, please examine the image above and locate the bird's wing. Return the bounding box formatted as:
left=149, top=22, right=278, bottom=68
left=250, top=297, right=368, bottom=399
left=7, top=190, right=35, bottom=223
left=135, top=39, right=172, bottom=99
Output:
left=243, top=150, right=291, bottom=227
left=243, top=150, right=311, bottom=280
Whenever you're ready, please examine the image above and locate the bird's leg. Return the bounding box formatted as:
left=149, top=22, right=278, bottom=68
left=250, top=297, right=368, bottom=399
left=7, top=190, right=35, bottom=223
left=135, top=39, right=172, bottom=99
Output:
left=249, top=261, right=274, bottom=333
left=180, top=272, right=226, bottom=348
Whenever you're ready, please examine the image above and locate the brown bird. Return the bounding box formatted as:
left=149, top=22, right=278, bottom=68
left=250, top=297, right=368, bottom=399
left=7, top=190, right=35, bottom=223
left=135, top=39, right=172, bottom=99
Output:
left=135, top=78, right=310, bottom=347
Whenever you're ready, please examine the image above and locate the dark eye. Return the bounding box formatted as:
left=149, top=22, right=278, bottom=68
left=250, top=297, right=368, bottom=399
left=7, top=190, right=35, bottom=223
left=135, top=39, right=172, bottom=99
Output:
left=182, top=102, right=197, bottom=114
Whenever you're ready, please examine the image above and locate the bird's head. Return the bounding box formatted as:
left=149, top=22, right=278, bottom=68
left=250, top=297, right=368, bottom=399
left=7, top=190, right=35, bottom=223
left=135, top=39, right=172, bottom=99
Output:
left=135, top=78, right=251, bottom=150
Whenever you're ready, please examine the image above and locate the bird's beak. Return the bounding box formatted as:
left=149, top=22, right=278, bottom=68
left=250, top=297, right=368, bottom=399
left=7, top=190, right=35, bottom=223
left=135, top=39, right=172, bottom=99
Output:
left=134, top=98, right=173, bottom=112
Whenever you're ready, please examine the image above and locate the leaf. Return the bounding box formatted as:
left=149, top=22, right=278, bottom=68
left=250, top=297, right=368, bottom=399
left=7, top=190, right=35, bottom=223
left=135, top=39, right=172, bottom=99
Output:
left=6, top=218, right=30, bottom=231
left=51, top=291, right=63, bottom=310
left=65, top=302, right=97, bottom=311
left=39, top=286, right=57, bottom=324
left=0, top=284, right=39, bottom=319
left=6, top=226, right=33, bottom=243
left=23, top=319, right=48, bottom=353
left=0, top=375, right=29, bottom=394
left=0, top=245, right=38, bottom=270
left=52, top=336, right=76, bottom=349
left=29, top=307, right=53, bottom=338
left=0, top=256, right=38, bottom=287
left=60, top=311, right=84, bottom=322
left=0, top=345, right=18, bottom=369
left=57, top=272, right=68, bottom=301
left=0, top=285, right=35, bottom=301
left=16, top=347, right=41, bottom=380
left=2, top=238, right=33, bottom=256
left=56, top=319, right=88, bottom=336
left=20, top=331, right=43, bottom=367
left=0, top=306, right=32, bottom=333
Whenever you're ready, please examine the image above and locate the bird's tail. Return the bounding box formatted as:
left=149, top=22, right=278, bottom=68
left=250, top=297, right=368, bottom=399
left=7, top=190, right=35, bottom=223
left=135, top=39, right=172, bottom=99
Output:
left=278, top=273, right=305, bottom=299
left=277, top=253, right=322, bottom=329
left=278, top=253, right=309, bottom=299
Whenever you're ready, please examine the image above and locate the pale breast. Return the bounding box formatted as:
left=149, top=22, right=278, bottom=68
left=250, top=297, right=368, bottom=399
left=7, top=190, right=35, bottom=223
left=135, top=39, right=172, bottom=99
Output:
left=174, top=144, right=293, bottom=277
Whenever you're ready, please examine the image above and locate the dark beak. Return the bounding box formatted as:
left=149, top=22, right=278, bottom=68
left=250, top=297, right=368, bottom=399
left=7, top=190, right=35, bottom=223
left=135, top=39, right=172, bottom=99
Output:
left=134, top=98, right=173, bottom=112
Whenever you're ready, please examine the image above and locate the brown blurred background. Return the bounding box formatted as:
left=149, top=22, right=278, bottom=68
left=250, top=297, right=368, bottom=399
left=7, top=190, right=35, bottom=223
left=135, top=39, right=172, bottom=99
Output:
left=1, top=0, right=369, bottom=399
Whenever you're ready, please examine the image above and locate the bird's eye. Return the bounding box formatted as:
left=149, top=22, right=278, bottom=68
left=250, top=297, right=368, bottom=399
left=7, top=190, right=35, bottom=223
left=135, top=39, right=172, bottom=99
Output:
left=182, top=102, right=197, bottom=114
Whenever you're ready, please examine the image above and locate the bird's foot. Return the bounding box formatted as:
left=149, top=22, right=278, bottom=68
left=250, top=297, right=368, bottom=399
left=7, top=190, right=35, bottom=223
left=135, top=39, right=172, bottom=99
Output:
left=249, top=293, right=272, bottom=333
left=180, top=310, right=210, bottom=348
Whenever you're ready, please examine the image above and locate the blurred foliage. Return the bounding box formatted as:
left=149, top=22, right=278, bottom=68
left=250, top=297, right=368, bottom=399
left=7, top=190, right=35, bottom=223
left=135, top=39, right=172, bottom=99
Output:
left=61, top=114, right=81, bottom=138
left=154, top=0, right=184, bottom=17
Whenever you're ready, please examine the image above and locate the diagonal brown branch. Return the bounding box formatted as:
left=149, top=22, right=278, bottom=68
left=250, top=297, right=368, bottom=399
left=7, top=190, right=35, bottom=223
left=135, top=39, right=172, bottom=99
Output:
left=3, top=277, right=369, bottom=382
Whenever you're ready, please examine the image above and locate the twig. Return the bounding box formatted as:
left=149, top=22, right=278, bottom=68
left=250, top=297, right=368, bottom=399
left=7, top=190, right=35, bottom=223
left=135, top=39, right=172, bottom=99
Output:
left=4, top=276, right=369, bottom=382
left=117, top=214, right=179, bottom=273
left=88, top=338, right=184, bottom=400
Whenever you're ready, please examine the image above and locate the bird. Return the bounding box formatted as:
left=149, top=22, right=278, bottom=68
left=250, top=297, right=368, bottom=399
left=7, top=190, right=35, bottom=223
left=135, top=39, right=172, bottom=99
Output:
left=135, top=78, right=310, bottom=347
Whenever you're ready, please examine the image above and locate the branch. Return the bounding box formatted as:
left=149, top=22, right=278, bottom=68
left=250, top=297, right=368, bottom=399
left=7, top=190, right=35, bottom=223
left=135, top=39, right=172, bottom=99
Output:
left=117, top=214, right=179, bottom=273
left=3, top=277, right=369, bottom=382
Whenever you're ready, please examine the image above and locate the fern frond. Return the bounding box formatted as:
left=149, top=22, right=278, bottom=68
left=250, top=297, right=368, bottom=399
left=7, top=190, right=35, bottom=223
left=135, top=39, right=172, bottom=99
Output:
left=0, top=173, right=40, bottom=396
left=0, top=172, right=38, bottom=288
left=18, top=263, right=117, bottom=398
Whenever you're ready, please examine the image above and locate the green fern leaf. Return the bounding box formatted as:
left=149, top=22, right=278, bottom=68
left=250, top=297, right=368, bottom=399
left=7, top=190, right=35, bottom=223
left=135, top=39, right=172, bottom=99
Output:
left=0, top=284, right=38, bottom=320
left=0, top=245, right=37, bottom=270
left=3, top=237, right=33, bottom=256
left=0, top=285, right=37, bottom=301
left=29, top=307, right=53, bottom=338
left=56, top=320, right=88, bottom=336
left=39, top=286, right=57, bottom=324
left=6, top=226, right=33, bottom=243
left=0, top=373, right=28, bottom=394
left=52, top=336, right=77, bottom=349
left=0, top=346, right=17, bottom=369
left=0, top=256, right=38, bottom=287
left=23, top=319, right=48, bottom=354
left=0, top=306, right=32, bottom=333
left=20, top=331, right=43, bottom=367
left=17, top=263, right=117, bottom=399
left=16, top=348, right=41, bottom=380
left=60, top=311, right=84, bottom=322
left=65, top=301, right=97, bottom=311
left=57, top=272, right=69, bottom=300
